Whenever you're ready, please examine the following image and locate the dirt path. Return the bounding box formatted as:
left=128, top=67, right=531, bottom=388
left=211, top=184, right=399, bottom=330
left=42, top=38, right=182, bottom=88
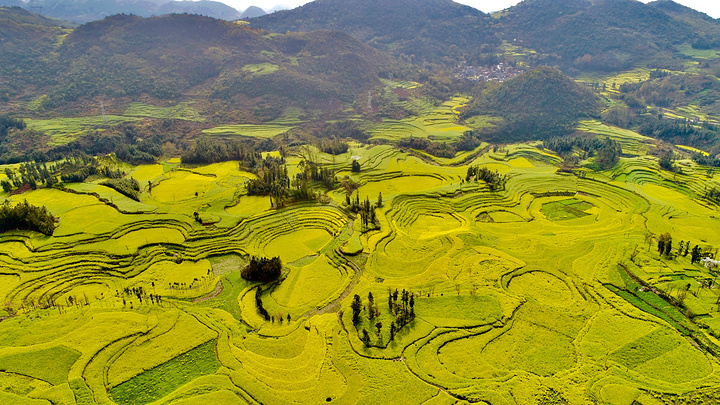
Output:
left=192, top=280, right=224, bottom=303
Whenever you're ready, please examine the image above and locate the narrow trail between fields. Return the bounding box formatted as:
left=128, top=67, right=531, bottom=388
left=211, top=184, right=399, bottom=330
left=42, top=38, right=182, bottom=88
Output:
left=192, top=280, right=224, bottom=303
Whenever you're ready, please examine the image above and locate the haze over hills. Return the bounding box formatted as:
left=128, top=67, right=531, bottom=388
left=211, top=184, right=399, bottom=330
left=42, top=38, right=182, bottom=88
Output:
left=0, top=0, right=244, bottom=22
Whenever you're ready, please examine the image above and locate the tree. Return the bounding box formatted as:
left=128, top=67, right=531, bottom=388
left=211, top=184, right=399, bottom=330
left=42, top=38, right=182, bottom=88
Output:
left=692, top=245, right=702, bottom=264
left=1, top=180, right=10, bottom=193
left=362, top=329, right=371, bottom=347
left=351, top=160, right=361, bottom=173
left=390, top=322, right=396, bottom=341
left=658, top=233, right=671, bottom=255
left=375, top=321, right=382, bottom=336
left=377, top=192, right=383, bottom=207
left=664, top=240, right=672, bottom=256
left=351, top=294, right=362, bottom=324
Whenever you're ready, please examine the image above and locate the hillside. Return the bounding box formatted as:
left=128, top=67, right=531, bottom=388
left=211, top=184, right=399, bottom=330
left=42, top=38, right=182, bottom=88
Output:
left=0, top=7, right=70, bottom=98
left=252, top=0, right=501, bottom=64
left=0, top=12, right=399, bottom=120
left=498, top=0, right=717, bottom=71
left=463, top=66, right=599, bottom=141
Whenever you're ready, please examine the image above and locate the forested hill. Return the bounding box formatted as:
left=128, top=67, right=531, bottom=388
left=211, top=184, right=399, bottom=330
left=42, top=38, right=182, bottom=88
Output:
left=251, top=0, right=501, bottom=65
left=463, top=66, right=599, bottom=142
left=253, top=0, right=720, bottom=71
left=0, top=7, right=70, bottom=97
left=499, top=0, right=720, bottom=71
left=0, top=10, right=401, bottom=117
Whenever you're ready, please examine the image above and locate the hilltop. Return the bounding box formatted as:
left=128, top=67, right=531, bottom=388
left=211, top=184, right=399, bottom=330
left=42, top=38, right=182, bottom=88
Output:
left=499, top=0, right=719, bottom=71
left=463, top=66, right=600, bottom=141
left=0, top=12, right=400, bottom=120
left=252, top=0, right=501, bottom=64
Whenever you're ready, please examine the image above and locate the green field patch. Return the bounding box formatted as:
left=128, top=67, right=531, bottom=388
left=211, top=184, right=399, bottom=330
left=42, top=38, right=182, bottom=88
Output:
left=201, top=124, right=292, bottom=139
left=124, top=102, right=204, bottom=122
left=610, top=328, right=683, bottom=369
left=109, top=340, right=221, bottom=405
left=25, top=115, right=141, bottom=146
left=540, top=198, right=594, bottom=221
left=108, top=311, right=217, bottom=387
left=634, top=340, right=713, bottom=383
left=507, top=271, right=573, bottom=306
left=0, top=346, right=80, bottom=385
left=241, top=63, right=280, bottom=76
left=676, top=43, right=720, bottom=60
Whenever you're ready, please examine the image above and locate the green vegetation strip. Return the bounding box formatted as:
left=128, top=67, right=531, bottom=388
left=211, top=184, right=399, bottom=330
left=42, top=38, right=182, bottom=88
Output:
left=108, top=340, right=221, bottom=405
left=0, top=346, right=80, bottom=385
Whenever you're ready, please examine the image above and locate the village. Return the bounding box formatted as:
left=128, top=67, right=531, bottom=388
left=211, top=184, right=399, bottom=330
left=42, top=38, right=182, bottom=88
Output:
left=454, top=61, right=524, bottom=82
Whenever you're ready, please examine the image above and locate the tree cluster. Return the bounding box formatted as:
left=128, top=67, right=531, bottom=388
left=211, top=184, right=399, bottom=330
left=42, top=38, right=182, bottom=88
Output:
left=387, top=288, right=415, bottom=336
left=0, top=200, right=56, bottom=236
left=181, top=136, right=266, bottom=166
left=246, top=157, right=290, bottom=208
left=465, top=166, right=507, bottom=191
left=101, top=177, right=141, bottom=201
left=0, top=115, right=25, bottom=138
left=241, top=256, right=282, bottom=283
left=345, top=193, right=380, bottom=231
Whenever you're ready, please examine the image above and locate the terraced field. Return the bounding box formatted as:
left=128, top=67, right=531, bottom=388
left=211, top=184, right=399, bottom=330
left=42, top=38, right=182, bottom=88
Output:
left=3, top=130, right=720, bottom=404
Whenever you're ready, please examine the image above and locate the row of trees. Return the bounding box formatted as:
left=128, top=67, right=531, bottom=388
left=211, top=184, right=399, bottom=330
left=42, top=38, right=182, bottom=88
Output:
left=658, top=233, right=708, bottom=265
left=2, top=153, right=126, bottom=193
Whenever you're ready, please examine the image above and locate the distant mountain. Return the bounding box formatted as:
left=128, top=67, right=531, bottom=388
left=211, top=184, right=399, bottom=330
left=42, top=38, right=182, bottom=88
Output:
left=498, top=0, right=717, bottom=71
left=0, top=0, right=24, bottom=6
left=252, top=0, right=501, bottom=64
left=10, top=0, right=241, bottom=23
left=158, top=1, right=241, bottom=20
left=647, top=0, right=720, bottom=48
left=0, top=12, right=400, bottom=120
left=241, top=5, right=265, bottom=19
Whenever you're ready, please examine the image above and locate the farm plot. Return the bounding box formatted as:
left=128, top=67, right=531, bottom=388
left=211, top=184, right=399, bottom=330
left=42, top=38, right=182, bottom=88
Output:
left=2, top=135, right=720, bottom=404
